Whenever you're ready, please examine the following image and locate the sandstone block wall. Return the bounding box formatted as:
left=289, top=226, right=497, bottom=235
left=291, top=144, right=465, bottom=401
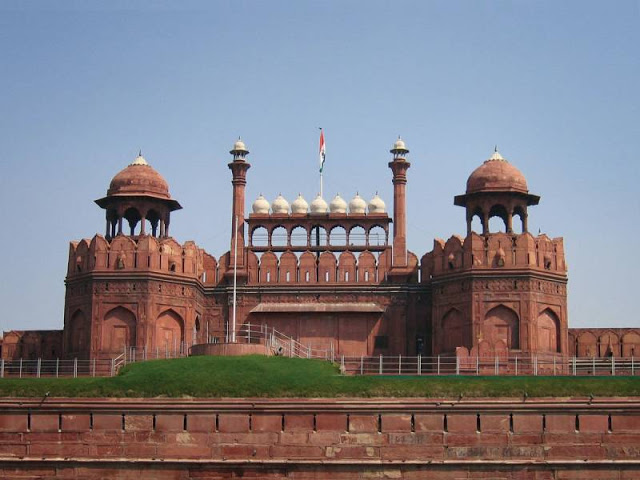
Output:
left=0, top=397, right=639, bottom=478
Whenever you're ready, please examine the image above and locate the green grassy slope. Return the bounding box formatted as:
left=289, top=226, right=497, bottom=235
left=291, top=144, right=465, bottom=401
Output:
left=0, top=355, right=639, bottom=398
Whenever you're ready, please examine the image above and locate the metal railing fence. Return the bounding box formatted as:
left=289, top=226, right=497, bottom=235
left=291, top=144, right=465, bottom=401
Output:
left=339, top=354, right=639, bottom=376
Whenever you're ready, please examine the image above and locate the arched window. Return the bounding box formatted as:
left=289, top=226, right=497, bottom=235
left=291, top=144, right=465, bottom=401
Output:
left=310, top=225, right=328, bottom=248
left=329, top=226, right=347, bottom=246
left=290, top=226, right=308, bottom=247
left=349, top=226, right=366, bottom=246
left=271, top=226, right=287, bottom=247
left=251, top=226, right=269, bottom=247
left=369, top=226, right=386, bottom=246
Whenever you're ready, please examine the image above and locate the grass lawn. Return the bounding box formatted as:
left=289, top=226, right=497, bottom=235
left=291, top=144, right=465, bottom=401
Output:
left=0, top=355, right=639, bottom=398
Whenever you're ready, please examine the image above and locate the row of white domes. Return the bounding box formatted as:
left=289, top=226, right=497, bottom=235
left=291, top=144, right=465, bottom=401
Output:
left=252, top=193, right=386, bottom=215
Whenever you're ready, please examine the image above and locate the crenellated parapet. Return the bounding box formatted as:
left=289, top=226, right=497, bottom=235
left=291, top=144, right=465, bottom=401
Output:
left=421, top=232, right=567, bottom=282
left=244, top=249, right=401, bottom=285
left=66, top=234, right=223, bottom=286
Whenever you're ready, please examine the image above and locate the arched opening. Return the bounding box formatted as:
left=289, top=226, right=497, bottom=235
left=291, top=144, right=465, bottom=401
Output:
left=106, top=209, right=118, bottom=238
left=470, top=211, right=483, bottom=234
left=483, top=305, right=519, bottom=349
left=349, top=226, right=366, bottom=247
left=251, top=226, right=269, bottom=247
left=368, top=225, right=386, bottom=246
left=488, top=205, right=508, bottom=233
left=156, top=309, right=184, bottom=352
left=441, top=309, right=470, bottom=352
left=271, top=226, right=288, bottom=247
left=146, top=209, right=161, bottom=237
left=290, top=226, right=308, bottom=247
left=513, top=207, right=526, bottom=234
left=598, top=331, right=620, bottom=357
left=622, top=332, right=640, bottom=357
left=310, top=225, right=328, bottom=248
left=577, top=332, right=597, bottom=357
left=102, top=306, right=137, bottom=353
left=124, top=207, right=142, bottom=236
left=329, top=226, right=347, bottom=246
left=537, top=308, right=560, bottom=353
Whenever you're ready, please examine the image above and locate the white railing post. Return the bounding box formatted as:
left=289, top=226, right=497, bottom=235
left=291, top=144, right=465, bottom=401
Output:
left=573, top=356, right=576, bottom=376
left=553, top=356, right=556, bottom=375
left=494, top=355, right=498, bottom=375
left=398, top=355, right=402, bottom=375
left=437, top=355, right=440, bottom=375
left=308, top=345, right=311, bottom=359
left=418, top=355, right=421, bottom=376
left=534, top=355, right=538, bottom=376
left=379, top=355, right=383, bottom=375
left=74, top=358, right=78, bottom=378
left=515, top=356, right=518, bottom=376
left=612, top=356, right=616, bottom=376
left=1, top=359, right=4, bottom=378
left=593, top=356, right=596, bottom=376
left=360, top=356, right=364, bottom=375
left=37, top=358, right=41, bottom=378
left=633, top=356, right=635, bottom=376
left=248, top=321, right=252, bottom=344
left=56, top=358, right=59, bottom=378
left=341, top=355, right=345, bottom=372
left=19, top=358, right=23, bottom=378
left=290, top=338, right=294, bottom=358
left=456, top=356, right=460, bottom=375
left=476, top=356, right=479, bottom=376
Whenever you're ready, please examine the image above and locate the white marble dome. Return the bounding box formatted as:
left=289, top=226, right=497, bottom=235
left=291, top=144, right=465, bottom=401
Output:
left=330, top=194, right=347, bottom=214
left=252, top=194, right=270, bottom=214
left=310, top=194, right=328, bottom=214
left=368, top=193, right=386, bottom=214
left=271, top=194, right=290, bottom=214
left=291, top=193, right=309, bottom=214
left=348, top=193, right=367, bottom=214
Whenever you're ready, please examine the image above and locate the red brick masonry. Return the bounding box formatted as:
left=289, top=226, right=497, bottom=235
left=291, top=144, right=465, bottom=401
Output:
left=0, top=397, right=639, bottom=479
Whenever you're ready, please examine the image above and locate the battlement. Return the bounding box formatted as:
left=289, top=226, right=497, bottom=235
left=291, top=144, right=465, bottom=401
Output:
left=66, top=234, right=221, bottom=286
left=245, top=249, right=419, bottom=286
left=421, top=232, right=567, bottom=281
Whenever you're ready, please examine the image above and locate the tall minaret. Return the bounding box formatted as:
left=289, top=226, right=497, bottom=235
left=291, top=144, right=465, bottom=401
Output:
left=388, top=137, right=410, bottom=268
left=228, top=138, right=251, bottom=276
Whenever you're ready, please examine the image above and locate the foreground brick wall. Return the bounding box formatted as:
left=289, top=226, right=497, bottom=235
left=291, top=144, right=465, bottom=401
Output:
left=0, top=397, right=639, bottom=479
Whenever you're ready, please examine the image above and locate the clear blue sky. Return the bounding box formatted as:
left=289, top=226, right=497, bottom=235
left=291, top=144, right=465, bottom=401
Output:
left=0, top=1, right=638, bottom=332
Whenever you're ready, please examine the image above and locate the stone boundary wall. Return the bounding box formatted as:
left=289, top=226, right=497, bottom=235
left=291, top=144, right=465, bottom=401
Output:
left=0, top=397, right=639, bottom=479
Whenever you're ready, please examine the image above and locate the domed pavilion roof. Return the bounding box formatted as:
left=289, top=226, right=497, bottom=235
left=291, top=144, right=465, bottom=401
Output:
left=465, top=150, right=528, bottom=194
left=96, top=153, right=181, bottom=210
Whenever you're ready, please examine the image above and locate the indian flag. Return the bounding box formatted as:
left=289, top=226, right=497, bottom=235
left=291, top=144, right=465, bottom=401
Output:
left=319, top=129, right=326, bottom=173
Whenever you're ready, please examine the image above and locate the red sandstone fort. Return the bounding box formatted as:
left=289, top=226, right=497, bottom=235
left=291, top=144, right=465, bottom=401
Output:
left=1, top=138, right=636, bottom=361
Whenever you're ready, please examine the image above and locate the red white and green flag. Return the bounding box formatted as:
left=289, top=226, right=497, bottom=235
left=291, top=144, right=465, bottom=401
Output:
left=319, top=129, right=326, bottom=173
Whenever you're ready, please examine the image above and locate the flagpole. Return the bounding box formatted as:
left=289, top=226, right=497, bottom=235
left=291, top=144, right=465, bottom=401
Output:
left=319, top=127, right=325, bottom=199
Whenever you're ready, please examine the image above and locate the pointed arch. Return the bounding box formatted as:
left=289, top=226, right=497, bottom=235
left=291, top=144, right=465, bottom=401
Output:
left=155, top=309, right=184, bottom=351
left=102, top=306, right=137, bottom=353
left=483, top=305, right=519, bottom=349
left=537, top=308, right=560, bottom=353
